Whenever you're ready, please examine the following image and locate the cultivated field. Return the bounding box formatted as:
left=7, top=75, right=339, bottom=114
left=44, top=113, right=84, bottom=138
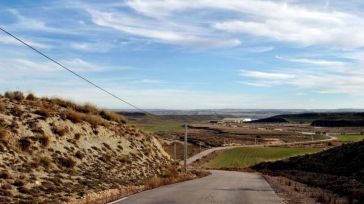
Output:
left=336, top=134, right=364, bottom=142
left=202, top=147, right=321, bottom=169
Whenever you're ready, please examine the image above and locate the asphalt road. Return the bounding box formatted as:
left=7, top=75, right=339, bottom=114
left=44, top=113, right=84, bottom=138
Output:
left=112, top=170, right=283, bottom=204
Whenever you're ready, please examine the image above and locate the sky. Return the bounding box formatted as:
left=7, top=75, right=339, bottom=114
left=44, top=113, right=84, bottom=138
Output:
left=1, top=0, right=364, bottom=109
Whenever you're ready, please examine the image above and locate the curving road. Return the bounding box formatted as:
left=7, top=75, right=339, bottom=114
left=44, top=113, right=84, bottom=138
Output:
left=112, top=170, right=283, bottom=204
left=109, top=135, right=336, bottom=204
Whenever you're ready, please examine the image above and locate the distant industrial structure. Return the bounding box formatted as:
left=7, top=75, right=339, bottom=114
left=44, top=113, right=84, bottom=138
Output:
left=210, top=117, right=253, bottom=124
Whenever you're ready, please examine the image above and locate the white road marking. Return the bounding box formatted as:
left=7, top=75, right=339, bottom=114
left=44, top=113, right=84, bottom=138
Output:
left=108, top=197, right=128, bottom=204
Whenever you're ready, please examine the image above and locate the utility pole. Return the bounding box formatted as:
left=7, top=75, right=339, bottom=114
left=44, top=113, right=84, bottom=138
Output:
left=184, top=124, right=188, bottom=173
left=255, top=136, right=257, bottom=145
left=173, top=135, right=177, bottom=160
left=199, top=141, right=202, bottom=152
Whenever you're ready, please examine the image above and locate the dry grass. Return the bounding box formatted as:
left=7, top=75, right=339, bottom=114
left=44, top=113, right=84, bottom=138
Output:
left=57, top=157, right=76, bottom=168
left=65, top=110, right=83, bottom=123
left=0, top=170, right=11, bottom=179
left=4, top=91, right=24, bottom=101
left=37, top=135, right=50, bottom=147
left=81, top=103, right=99, bottom=114
left=0, top=127, right=7, bottom=142
left=145, top=176, right=163, bottom=189
left=83, top=114, right=102, bottom=129
left=39, top=156, right=52, bottom=168
left=18, top=138, right=31, bottom=151
left=13, top=179, right=26, bottom=187
left=100, top=110, right=126, bottom=124
left=12, top=105, right=22, bottom=117
left=0, top=102, right=5, bottom=112
left=25, top=93, right=37, bottom=101
left=34, top=107, right=51, bottom=118
left=52, top=126, right=69, bottom=136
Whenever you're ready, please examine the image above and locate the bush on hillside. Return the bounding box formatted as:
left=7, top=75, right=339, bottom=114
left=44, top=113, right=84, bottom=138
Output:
left=64, top=110, right=83, bottom=123
left=83, top=114, right=102, bottom=129
left=18, top=138, right=31, bottom=151
left=34, top=108, right=51, bottom=118
left=25, top=93, right=37, bottom=101
left=100, top=110, right=126, bottom=124
left=4, top=91, right=24, bottom=101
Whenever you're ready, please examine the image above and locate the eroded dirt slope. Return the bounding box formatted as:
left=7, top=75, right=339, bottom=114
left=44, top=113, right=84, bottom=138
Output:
left=0, top=92, right=171, bottom=203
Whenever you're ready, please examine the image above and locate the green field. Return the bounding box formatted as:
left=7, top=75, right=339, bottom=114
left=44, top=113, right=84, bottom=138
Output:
left=336, top=135, right=364, bottom=142
left=137, top=122, right=184, bottom=132
left=204, top=147, right=321, bottom=169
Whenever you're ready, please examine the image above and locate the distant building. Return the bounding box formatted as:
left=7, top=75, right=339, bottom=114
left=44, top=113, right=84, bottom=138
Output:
left=222, top=118, right=252, bottom=124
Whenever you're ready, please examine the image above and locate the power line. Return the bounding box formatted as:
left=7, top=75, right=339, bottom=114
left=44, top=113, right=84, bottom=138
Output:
left=0, top=26, right=154, bottom=116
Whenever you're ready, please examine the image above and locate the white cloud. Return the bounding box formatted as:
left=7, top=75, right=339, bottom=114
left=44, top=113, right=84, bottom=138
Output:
left=240, top=70, right=295, bottom=80
left=211, top=1, right=364, bottom=48
left=276, top=56, right=348, bottom=67
left=136, top=79, right=164, bottom=84
left=126, top=0, right=364, bottom=48
left=241, top=68, right=364, bottom=96
left=7, top=9, right=76, bottom=34
left=0, top=35, right=50, bottom=49
left=87, top=9, right=240, bottom=48
left=0, top=58, right=107, bottom=74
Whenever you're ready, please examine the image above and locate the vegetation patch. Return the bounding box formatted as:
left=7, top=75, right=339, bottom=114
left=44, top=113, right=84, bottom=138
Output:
left=253, top=141, right=364, bottom=203
left=336, top=134, right=364, bottom=142
left=139, top=122, right=184, bottom=133
left=204, top=147, right=321, bottom=169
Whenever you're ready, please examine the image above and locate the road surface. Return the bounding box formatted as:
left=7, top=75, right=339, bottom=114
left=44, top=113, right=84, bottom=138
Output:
left=187, top=135, right=336, bottom=164
left=112, top=170, right=283, bottom=204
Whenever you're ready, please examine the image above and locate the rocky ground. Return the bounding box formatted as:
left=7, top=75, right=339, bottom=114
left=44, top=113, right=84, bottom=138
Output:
left=0, top=91, right=173, bottom=204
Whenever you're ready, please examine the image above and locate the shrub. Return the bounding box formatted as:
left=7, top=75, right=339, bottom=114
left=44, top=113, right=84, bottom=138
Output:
left=39, top=156, right=52, bottom=168
left=34, top=108, right=51, bottom=118
left=19, top=138, right=31, bottom=151
left=100, top=110, right=126, bottom=124
left=12, top=105, right=22, bottom=117
left=13, top=179, right=26, bottom=187
left=0, top=127, right=7, bottom=141
left=65, top=110, right=83, bottom=123
left=25, top=93, right=37, bottom=101
left=83, top=114, right=101, bottom=129
left=5, top=91, right=25, bottom=101
left=57, top=157, right=76, bottom=168
left=81, top=103, right=99, bottom=114
left=52, top=126, right=69, bottom=137
left=74, top=133, right=81, bottom=140
left=37, top=135, right=50, bottom=147
left=145, top=176, right=163, bottom=189
left=0, top=102, right=5, bottom=112
left=0, top=171, right=11, bottom=179
left=50, top=97, right=75, bottom=109
left=75, top=151, right=84, bottom=159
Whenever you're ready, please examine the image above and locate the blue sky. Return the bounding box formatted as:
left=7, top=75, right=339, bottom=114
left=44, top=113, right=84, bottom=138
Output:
left=1, top=0, right=364, bottom=109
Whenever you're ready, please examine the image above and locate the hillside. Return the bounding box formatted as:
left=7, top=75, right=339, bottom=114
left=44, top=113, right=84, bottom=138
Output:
left=254, top=141, right=364, bottom=202
left=252, top=112, right=364, bottom=127
left=0, top=92, right=173, bottom=203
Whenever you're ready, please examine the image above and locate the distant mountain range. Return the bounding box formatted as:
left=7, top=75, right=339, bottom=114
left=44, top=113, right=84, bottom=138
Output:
left=113, top=109, right=364, bottom=119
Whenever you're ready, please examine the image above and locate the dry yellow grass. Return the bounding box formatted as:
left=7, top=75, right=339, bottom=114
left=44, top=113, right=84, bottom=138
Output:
left=5, top=91, right=24, bottom=101
left=65, top=110, right=83, bottom=123
left=100, top=110, right=126, bottom=124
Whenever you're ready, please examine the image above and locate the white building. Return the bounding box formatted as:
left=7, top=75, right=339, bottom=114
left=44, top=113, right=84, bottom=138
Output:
left=222, top=118, right=252, bottom=124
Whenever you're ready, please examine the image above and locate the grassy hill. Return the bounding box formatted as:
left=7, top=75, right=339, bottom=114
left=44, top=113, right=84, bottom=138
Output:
left=0, top=92, right=174, bottom=203
left=253, top=141, right=364, bottom=202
